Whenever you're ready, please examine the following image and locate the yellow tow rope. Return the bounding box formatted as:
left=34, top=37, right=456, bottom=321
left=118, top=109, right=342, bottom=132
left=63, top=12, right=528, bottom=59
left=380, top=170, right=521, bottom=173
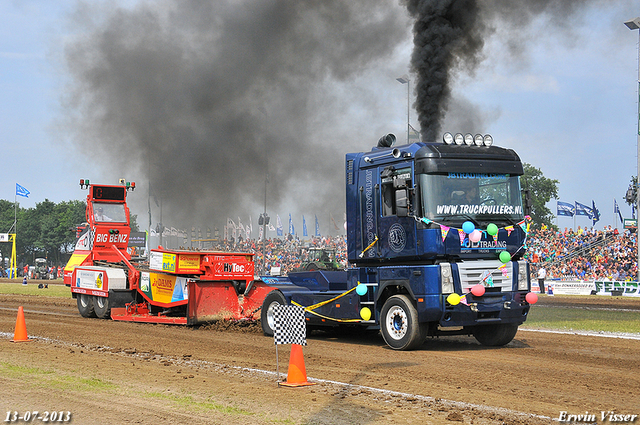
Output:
left=291, top=285, right=363, bottom=323
left=358, top=235, right=378, bottom=258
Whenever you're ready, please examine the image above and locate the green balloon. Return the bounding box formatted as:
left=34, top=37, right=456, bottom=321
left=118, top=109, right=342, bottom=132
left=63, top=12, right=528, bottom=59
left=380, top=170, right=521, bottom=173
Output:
left=487, top=223, right=498, bottom=236
left=499, top=251, right=511, bottom=263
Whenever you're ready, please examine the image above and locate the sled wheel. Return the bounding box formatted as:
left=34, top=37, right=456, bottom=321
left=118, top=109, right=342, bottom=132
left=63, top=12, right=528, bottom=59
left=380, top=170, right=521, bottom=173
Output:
left=77, top=293, right=96, bottom=318
left=380, top=294, right=426, bottom=351
left=93, top=295, right=111, bottom=319
left=260, top=291, right=287, bottom=336
left=473, top=323, right=519, bottom=346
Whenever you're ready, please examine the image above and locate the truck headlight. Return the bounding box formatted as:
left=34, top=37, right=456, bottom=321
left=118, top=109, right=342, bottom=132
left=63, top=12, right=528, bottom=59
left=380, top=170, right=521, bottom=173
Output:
left=441, top=262, right=454, bottom=294
left=517, top=261, right=528, bottom=291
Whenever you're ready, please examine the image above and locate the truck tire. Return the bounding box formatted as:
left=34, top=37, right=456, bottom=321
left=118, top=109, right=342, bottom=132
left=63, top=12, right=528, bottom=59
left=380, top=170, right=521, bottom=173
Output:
left=93, top=295, right=111, bottom=319
left=77, top=294, right=96, bottom=318
left=473, top=323, right=518, bottom=346
left=260, top=291, right=287, bottom=336
left=380, top=294, right=426, bottom=351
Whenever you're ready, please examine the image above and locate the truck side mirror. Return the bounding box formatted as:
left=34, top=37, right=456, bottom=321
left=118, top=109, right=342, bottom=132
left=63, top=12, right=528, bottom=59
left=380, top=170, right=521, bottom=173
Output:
left=523, top=189, right=532, bottom=216
left=395, top=189, right=408, bottom=217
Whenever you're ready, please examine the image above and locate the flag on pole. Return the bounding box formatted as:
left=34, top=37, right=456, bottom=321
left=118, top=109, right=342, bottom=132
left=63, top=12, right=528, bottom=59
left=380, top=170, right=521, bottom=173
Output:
left=591, top=200, right=600, bottom=226
left=16, top=183, right=30, bottom=198
left=315, top=215, right=320, bottom=237
left=276, top=215, right=283, bottom=236
left=614, top=199, right=624, bottom=223
left=288, top=213, right=295, bottom=235
left=575, top=201, right=593, bottom=218
left=302, top=215, right=308, bottom=237
left=330, top=213, right=339, bottom=231
left=408, top=124, right=421, bottom=142
left=557, top=201, right=575, bottom=217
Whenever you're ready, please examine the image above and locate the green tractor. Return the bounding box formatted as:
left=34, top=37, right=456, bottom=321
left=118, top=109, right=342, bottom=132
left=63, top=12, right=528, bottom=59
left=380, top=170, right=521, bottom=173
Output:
left=297, top=247, right=343, bottom=272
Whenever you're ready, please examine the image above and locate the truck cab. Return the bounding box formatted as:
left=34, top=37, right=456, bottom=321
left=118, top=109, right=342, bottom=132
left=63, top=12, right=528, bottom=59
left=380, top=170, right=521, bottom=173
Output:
left=261, top=133, right=535, bottom=350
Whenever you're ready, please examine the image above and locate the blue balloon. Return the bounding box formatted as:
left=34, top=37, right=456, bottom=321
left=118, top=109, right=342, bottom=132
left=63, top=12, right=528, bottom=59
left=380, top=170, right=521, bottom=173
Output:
left=356, top=284, right=368, bottom=296
left=462, top=221, right=475, bottom=234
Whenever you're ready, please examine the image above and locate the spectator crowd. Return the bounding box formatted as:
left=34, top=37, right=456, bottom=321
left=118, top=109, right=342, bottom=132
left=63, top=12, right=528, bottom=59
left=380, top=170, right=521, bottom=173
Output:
left=208, top=224, right=637, bottom=283
left=212, top=224, right=637, bottom=282
left=210, top=235, right=348, bottom=276
left=526, top=225, right=637, bottom=282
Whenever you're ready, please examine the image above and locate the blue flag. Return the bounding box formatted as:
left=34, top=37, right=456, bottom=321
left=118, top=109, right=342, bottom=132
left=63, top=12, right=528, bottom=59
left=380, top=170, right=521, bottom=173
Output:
left=575, top=201, right=593, bottom=218
left=302, top=215, right=308, bottom=237
left=557, top=201, right=575, bottom=217
left=591, top=201, right=600, bottom=225
left=16, top=183, right=30, bottom=198
left=288, top=213, right=295, bottom=235
left=614, top=199, right=624, bottom=223
left=276, top=215, right=283, bottom=236
left=315, top=215, right=320, bottom=237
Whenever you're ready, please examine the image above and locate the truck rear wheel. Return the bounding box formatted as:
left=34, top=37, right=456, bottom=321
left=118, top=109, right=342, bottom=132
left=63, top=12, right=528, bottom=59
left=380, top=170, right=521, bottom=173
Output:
left=380, top=294, right=426, bottom=351
left=93, top=295, right=111, bottom=319
left=77, top=294, right=96, bottom=318
left=260, top=291, right=287, bottom=336
left=473, top=323, right=518, bottom=346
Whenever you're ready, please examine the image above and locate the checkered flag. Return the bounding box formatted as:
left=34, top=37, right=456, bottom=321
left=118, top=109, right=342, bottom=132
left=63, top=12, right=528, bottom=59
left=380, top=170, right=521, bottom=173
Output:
left=273, top=305, right=306, bottom=346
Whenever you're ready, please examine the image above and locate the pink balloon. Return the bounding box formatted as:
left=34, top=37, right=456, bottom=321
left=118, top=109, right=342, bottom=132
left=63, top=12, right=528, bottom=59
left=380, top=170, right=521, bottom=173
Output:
left=469, top=229, right=482, bottom=242
left=525, top=292, right=538, bottom=304
left=471, top=284, right=485, bottom=297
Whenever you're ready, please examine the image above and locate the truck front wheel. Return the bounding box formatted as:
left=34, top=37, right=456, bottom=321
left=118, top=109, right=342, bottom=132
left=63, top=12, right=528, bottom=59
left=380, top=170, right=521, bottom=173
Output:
left=93, top=295, right=111, bottom=319
left=260, top=291, right=287, bottom=336
left=77, top=294, right=96, bottom=318
left=472, top=323, right=518, bottom=346
left=380, top=294, right=426, bottom=351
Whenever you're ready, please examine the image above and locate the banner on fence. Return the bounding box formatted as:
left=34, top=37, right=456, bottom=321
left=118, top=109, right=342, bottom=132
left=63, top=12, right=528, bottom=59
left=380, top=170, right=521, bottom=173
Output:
left=594, top=281, right=640, bottom=297
left=532, top=280, right=640, bottom=296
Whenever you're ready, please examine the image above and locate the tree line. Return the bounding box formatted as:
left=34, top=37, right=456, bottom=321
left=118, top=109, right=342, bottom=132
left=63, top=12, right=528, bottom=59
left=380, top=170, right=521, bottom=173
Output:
left=0, top=199, right=87, bottom=268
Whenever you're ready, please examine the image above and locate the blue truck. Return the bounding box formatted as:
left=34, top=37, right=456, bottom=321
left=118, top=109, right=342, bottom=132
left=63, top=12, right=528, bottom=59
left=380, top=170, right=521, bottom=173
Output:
left=259, top=132, right=535, bottom=350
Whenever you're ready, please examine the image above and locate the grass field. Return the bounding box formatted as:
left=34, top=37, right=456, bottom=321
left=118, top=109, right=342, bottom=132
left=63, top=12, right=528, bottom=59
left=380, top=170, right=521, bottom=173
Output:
left=0, top=281, right=71, bottom=298
left=1, top=282, right=638, bottom=334
left=523, top=303, right=640, bottom=334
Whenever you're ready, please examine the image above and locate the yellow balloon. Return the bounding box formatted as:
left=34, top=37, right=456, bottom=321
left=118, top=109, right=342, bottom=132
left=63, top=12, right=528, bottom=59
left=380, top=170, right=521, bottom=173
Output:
left=360, top=307, right=372, bottom=321
left=446, top=293, right=461, bottom=305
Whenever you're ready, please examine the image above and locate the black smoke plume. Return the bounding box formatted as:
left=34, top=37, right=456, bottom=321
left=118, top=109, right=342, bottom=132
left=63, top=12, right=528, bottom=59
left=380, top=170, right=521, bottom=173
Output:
left=406, top=0, right=592, bottom=142
left=62, top=0, right=409, bottom=232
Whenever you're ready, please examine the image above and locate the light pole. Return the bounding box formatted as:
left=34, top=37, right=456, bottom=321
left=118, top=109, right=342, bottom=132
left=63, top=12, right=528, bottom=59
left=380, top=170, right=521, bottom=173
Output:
left=625, top=17, right=640, bottom=282
left=396, top=75, right=410, bottom=144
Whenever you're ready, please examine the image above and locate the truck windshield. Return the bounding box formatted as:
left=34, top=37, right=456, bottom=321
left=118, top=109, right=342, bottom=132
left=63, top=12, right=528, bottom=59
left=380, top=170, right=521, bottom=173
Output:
left=93, top=202, right=127, bottom=223
left=418, top=173, right=524, bottom=225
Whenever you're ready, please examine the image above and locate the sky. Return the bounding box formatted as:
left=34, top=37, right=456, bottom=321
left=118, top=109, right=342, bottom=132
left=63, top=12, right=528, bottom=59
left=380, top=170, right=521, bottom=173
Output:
left=1, top=0, right=640, bottom=237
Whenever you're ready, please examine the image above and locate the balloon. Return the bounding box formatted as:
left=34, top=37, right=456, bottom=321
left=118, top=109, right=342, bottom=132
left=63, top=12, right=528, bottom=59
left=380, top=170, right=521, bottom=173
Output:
left=356, top=284, right=368, bottom=296
left=525, top=292, right=538, bottom=304
left=469, top=229, right=482, bottom=242
left=487, top=223, right=498, bottom=236
left=360, top=307, right=372, bottom=321
left=446, top=293, right=461, bottom=305
left=462, top=221, right=475, bottom=234
left=499, top=251, right=511, bottom=263
left=470, top=284, right=485, bottom=297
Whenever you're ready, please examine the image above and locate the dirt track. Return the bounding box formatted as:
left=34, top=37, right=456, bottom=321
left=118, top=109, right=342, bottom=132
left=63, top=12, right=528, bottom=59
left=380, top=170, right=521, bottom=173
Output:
left=1, top=287, right=639, bottom=424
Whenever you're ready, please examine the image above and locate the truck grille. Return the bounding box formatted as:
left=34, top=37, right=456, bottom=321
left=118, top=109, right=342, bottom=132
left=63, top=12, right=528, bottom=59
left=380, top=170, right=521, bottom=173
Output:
left=457, top=260, right=512, bottom=293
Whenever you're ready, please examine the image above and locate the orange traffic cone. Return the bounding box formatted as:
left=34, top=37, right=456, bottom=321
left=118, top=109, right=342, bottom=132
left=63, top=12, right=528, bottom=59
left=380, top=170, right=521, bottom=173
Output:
left=279, top=344, right=315, bottom=387
left=10, top=306, right=32, bottom=343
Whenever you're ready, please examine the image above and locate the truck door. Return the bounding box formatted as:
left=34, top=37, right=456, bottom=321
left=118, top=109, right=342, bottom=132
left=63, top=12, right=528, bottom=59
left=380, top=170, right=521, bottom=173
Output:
left=377, top=164, right=417, bottom=259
